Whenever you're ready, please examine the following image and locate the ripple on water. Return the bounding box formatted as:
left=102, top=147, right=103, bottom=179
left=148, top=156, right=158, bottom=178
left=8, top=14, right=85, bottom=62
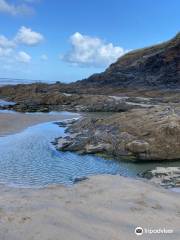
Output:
left=0, top=120, right=180, bottom=188
left=0, top=121, right=126, bottom=188
left=0, top=100, right=16, bottom=107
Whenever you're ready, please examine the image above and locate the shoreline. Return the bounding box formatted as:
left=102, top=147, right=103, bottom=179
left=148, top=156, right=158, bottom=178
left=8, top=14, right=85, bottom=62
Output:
left=1, top=110, right=180, bottom=190
left=0, top=108, right=179, bottom=239
left=0, top=111, right=79, bottom=136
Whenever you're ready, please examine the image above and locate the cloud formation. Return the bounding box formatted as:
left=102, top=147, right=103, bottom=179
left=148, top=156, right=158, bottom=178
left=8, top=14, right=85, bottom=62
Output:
left=0, top=35, right=15, bottom=48
left=0, top=26, right=43, bottom=67
left=0, top=0, right=34, bottom=16
left=0, top=27, right=44, bottom=48
left=15, top=26, right=44, bottom=46
left=63, top=32, right=127, bottom=67
left=16, top=51, right=31, bottom=63
left=0, top=35, right=15, bottom=57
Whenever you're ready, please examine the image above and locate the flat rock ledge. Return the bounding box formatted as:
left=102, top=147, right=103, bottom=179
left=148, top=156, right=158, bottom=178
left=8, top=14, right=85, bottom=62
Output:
left=0, top=92, right=160, bottom=113
left=54, top=106, right=180, bottom=161
left=141, top=167, right=180, bottom=188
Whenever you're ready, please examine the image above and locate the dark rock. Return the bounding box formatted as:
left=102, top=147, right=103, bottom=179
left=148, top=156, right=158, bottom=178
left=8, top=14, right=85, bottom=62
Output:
left=55, top=119, right=79, bottom=127
left=140, top=167, right=180, bottom=188
left=77, top=33, right=180, bottom=89
left=72, top=176, right=89, bottom=184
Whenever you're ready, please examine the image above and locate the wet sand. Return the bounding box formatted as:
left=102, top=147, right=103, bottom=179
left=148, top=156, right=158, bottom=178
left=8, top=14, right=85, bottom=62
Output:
left=0, top=111, right=79, bottom=136
left=0, top=175, right=179, bottom=240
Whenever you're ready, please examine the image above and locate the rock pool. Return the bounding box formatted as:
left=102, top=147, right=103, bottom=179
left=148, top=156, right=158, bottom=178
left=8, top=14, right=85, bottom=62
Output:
left=0, top=118, right=180, bottom=188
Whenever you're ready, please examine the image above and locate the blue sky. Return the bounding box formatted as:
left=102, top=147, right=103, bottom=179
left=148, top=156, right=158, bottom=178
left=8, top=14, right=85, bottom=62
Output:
left=0, top=0, right=179, bottom=83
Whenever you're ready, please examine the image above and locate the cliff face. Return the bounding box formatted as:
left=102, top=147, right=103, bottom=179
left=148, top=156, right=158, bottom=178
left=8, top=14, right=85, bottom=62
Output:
left=78, top=33, right=180, bottom=89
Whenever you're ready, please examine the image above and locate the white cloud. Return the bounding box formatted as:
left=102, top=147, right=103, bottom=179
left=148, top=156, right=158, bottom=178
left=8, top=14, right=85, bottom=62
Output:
left=0, top=35, right=15, bottom=48
left=0, top=27, right=44, bottom=49
left=0, top=35, right=15, bottom=57
left=16, top=51, right=31, bottom=63
left=0, top=0, right=33, bottom=16
left=0, top=35, right=15, bottom=58
left=0, top=26, right=43, bottom=68
left=15, top=26, right=44, bottom=46
left=62, top=32, right=127, bottom=67
left=40, top=54, right=48, bottom=61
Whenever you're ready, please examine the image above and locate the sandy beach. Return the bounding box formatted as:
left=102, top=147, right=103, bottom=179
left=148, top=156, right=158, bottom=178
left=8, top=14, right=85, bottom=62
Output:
left=0, top=111, right=179, bottom=240
left=0, top=2, right=179, bottom=239
left=0, top=111, right=79, bottom=136
left=0, top=175, right=179, bottom=240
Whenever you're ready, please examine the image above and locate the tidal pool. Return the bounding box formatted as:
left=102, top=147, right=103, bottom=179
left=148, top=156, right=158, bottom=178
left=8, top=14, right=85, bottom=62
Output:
left=0, top=99, right=15, bottom=106
left=0, top=119, right=180, bottom=188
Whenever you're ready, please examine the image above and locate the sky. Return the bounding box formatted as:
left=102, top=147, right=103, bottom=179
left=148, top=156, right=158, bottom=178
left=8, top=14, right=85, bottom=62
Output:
left=0, top=0, right=179, bottom=83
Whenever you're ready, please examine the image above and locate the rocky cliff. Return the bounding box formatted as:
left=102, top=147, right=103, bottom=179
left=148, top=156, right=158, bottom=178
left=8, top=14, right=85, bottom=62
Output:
left=77, top=33, right=180, bottom=89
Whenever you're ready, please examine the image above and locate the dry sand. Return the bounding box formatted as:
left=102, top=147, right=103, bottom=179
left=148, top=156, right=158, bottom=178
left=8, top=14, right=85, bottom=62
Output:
left=0, top=175, right=179, bottom=240
left=0, top=111, right=79, bottom=136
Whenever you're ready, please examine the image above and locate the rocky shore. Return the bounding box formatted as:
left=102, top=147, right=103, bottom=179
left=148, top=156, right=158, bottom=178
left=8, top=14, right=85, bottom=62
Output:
left=54, top=106, right=180, bottom=161
left=0, top=84, right=165, bottom=113
left=141, top=167, right=180, bottom=189
left=0, top=32, right=180, bottom=166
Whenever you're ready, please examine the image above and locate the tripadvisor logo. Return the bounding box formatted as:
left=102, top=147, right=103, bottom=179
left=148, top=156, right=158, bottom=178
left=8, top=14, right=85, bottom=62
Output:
left=134, top=226, right=174, bottom=236
left=135, top=227, right=143, bottom=236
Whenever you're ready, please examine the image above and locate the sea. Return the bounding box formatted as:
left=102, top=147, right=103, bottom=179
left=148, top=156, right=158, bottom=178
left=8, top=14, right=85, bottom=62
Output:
left=0, top=78, right=55, bottom=86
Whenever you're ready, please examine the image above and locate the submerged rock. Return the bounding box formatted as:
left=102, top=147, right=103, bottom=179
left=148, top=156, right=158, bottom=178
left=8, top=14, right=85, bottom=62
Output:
left=72, top=176, right=89, bottom=184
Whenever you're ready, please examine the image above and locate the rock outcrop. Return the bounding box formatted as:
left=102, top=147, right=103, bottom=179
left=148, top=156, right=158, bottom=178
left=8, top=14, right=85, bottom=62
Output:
left=55, top=106, right=180, bottom=161
left=77, top=33, right=180, bottom=89
left=0, top=90, right=161, bottom=113
left=141, top=167, right=180, bottom=188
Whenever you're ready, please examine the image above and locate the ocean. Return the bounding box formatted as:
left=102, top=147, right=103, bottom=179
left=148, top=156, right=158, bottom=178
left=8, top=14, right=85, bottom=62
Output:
left=0, top=78, right=55, bottom=86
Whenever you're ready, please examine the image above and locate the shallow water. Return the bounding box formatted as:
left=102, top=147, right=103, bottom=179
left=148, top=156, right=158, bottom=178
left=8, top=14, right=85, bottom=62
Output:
left=0, top=119, right=180, bottom=188
left=0, top=121, right=123, bottom=187
left=0, top=99, right=15, bottom=107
